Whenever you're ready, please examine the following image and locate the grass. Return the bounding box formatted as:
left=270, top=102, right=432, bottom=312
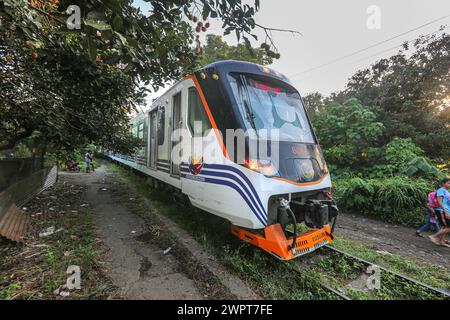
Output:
left=39, top=208, right=101, bottom=295
left=29, top=208, right=111, bottom=298
left=329, top=237, right=450, bottom=290
left=1, top=283, right=22, bottom=300
left=108, top=161, right=449, bottom=300
left=306, top=249, right=444, bottom=299
left=295, top=222, right=450, bottom=291
left=0, top=182, right=118, bottom=300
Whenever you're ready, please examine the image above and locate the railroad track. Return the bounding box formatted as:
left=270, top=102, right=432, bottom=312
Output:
left=284, top=254, right=352, bottom=300
left=281, top=262, right=352, bottom=300
left=285, top=245, right=450, bottom=300
left=322, top=245, right=450, bottom=300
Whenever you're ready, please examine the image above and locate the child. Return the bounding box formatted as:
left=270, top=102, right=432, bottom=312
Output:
left=88, top=151, right=95, bottom=172
left=429, top=178, right=450, bottom=247
left=416, top=191, right=440, bottom=237
left=85, top=151, right=91, bottom=173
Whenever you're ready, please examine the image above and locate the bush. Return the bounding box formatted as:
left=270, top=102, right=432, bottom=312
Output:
left=401, top=157, right=444, bottom=179
left=313, top=98, right=384, bottom=168
left=333, top=176, right=434, bottom=227
left=384, top=137, right=423, bottom=169
left=11, top=142, right=32, bottom=158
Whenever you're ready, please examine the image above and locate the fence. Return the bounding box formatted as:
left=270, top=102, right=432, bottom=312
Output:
left=0, top=157, right=44, bottom=192
left=0, top=165, right=57, bottom=242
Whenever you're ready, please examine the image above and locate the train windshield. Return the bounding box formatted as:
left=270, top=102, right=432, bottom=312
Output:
left=228, top=73, right=315, bottom=143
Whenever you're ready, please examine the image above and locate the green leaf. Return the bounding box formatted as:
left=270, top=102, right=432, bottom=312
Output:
left=85, top=36, right=97, bottom=62
left=114, top=31, right=128, bottom=46
left=111, top=15, right=123, bottom=31
left=202, top=3, right=211, bottom=20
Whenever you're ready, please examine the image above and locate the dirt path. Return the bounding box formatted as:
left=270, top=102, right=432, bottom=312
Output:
left=59, top=165, right=203, bottom=299
left=335, top=212, right=450, bottom=267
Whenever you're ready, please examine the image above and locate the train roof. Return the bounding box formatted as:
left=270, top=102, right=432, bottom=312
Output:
left=198, top=60, right=291, bottom=84
left=148, top=60, right=291, bottom=112
left=199, top=59, right=259, bottom=70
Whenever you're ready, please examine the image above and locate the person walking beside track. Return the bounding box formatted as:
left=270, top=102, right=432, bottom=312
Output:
left=88, top=151, right=95, bottom=172
left=429, top=178, right=450, bottom=247
left=85, top=151, right=91, bottom=173
left=416, top=191, right=440, bottom=237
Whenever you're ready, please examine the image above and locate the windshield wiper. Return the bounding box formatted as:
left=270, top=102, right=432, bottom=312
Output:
left=239, top=75, right=258, bottom=133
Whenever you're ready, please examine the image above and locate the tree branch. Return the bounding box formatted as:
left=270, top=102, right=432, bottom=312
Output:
left=0, top=129, right=33, bottom=151
left=255, top=23, right=303, bottom=36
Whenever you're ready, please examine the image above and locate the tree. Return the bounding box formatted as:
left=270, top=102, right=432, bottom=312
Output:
left=313, top=100, right=442, bottom=179
left=1, top=33, right=142, bottom=154
left=302, top=91, right=326, bottom=120
left=199, top=34, right=274, bottom=66
left=313, top=98, right=384, bottom=169
left=333, top=31, right=450, bottom=158
left=1, top=0, right=289, bottom=154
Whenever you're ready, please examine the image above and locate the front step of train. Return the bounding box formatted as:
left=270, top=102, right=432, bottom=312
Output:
left=231, top=223, right=333, bottom=260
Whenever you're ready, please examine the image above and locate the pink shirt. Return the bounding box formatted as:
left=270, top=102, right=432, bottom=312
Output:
left=428, top=192, right=439, bottom=208
left=428, top=192, right=439, bottom=223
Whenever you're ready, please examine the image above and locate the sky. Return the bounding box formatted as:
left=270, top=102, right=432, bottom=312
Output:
left=134, top=0, right=450, bottom=102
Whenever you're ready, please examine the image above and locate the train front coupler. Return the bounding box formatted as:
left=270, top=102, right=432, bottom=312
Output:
left=289, top=198, right=339, bottom=236
left=231, top=198, right=338, bottom=260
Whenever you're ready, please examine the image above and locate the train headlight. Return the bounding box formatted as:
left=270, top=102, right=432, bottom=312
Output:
left=297, top=159, right=315, bottom=182
left=244, top=159, right=279, bottom=177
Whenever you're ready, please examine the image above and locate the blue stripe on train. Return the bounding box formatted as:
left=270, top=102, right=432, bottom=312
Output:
left=181, top=168, right=266, bottom=223
left=180, top=163, right=267, bottom=225
left=203, top=164, right=266, bottom=216
left=181, top=173, right=267, bottom=226
left=180, top=163, right=266, bottom=217
left=157, top=167, right=170, bottom=173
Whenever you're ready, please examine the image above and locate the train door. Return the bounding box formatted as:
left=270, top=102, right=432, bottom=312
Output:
left=181, top=86, right=213, bottom=202
left=170, top=92, right=182, bottom=177
left=149, top=110, right=157, bottom=169
left=187, top=86, right=212, bottom=142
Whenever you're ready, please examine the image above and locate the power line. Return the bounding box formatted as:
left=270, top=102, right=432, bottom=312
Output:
left=295, top=26, right=448, bottom=83
left=353, top=26, right=448, bottom=63
left=289, top=14, right=450, bottom=79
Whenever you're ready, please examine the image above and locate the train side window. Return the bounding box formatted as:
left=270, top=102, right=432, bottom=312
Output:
left=188, top=87, right=211, bottom=136
left=157, top=106, right=165, bottom=145
left=142, top=121, right=148, bottom=144
left=137, top=122, right=145, bottom=140
left=132, top=125, right=138, bottom=138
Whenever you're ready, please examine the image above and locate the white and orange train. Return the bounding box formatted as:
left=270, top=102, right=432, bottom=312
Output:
left=108, top=60, right=339, bottom=260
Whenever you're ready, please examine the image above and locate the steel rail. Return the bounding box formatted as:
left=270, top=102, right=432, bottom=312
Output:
left=323, top=245, right=450, bottom=299
left=282, top=260, right=353, bottom=300
left=289, top=266, right=353, bottom=300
